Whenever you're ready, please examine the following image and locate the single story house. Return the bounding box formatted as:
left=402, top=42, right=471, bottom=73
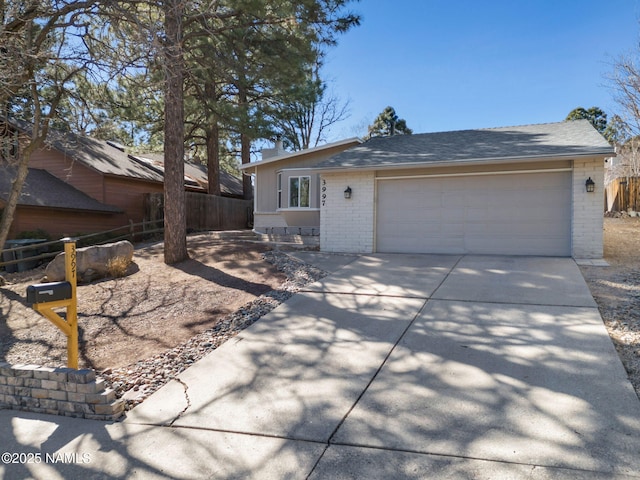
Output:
left=243, top=120, right=614, bottom=258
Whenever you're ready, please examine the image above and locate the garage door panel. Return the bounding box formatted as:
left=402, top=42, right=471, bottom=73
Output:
left=376, top=171, right=571, bottom=256
left=442, top=223, right=465, bottom=235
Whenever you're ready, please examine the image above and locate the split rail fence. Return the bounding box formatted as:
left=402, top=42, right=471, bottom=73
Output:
left=2, top=192, right=253, bottom=273
left=0, top=220, right=163, bottom=272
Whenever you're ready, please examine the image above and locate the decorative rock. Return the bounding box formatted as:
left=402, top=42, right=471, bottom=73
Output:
left=99, top=251, right=329, bottom=412
left=45, top=240, right=134, bottom=282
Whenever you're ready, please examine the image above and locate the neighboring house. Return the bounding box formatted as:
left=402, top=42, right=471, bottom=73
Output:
left=240, top=137, right=361, bottom=234
left=244, top=120, right=614, bottom=258
left=131, top=151, right=244, bottom=199
left=0, top=167, right=122, bottom=239
left=1, top=120, right=244, bottom=240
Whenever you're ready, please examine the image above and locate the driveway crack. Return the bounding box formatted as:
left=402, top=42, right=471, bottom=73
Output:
left=169, top=377, right=191, bottom=426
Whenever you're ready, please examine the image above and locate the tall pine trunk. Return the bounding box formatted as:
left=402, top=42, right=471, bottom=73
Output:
left=241, top=132, right=252, bottom=200
left=206, top=122, right=221, bottom=196
left=163, top=0, right=187, bottom=264
left=0, top=151, right=29, bottom=250
left=238, top=85, right=252, bottom=200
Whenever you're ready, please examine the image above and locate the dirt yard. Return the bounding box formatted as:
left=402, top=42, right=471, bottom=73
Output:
left=0, top=235, right=286, bottom=370
left=580, top=216, right=640, bottom=398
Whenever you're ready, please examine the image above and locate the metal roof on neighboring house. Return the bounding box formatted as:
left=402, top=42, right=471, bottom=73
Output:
left=0, top=167, right=122, bottom=213
left=316, top=120, right=616, bottom=171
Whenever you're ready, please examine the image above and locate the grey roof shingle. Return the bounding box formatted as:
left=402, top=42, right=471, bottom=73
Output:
left=317, top=120, right=615, bottom=170
left=0, top=167, right=122, bottom=213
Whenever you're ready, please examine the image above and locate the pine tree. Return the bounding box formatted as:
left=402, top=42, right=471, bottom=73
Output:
left=366, top=106, right=412, bottom=138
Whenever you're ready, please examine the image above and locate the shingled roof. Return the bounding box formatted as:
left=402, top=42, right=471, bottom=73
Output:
left=131, top=153, right=244, bottom=197
left=8, top=118, right=244, bottom=196
left=317, top=120, right=615, bottom=170
left=0, top=168, right=122, bottom=213
left=49, top=133, right=166, bottom=182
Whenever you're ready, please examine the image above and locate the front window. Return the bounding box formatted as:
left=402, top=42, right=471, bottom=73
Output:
left=277, top=173, right=282, bottom=208
left=289, top=176, right=310, bottom=208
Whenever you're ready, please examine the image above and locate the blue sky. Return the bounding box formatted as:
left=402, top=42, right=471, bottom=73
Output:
left=322, top=0, right=640, bottom=140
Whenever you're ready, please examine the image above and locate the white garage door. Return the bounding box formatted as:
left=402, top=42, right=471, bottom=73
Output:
left=376, top=171, right=572, bottom=256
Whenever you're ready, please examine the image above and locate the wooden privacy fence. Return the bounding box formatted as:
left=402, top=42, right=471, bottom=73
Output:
left=606, top=177, right=640, bottom=212
left=144, top=192, right=253, bottom=231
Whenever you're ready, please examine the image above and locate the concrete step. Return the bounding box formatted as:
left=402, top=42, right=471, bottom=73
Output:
left=193, top=230, right=258, bottom=241
left=256, top=234, right=320, bottom=246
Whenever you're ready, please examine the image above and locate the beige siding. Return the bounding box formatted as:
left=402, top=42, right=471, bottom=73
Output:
left=375, top=160, right=573, bottom=178
left=254, top=144, right=358, bottom=213
left=252, top=143, right=358, bottom=231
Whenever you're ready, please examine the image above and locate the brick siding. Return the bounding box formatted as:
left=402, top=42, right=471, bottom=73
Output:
left=320, top=172, right=375, bottom=253
left=572, top=158, right=605, bottom=258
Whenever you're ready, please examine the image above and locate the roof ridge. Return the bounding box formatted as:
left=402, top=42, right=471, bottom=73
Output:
left=401, top=120, right=579, bottom=137
left=480, top=119, right=586, bottom=131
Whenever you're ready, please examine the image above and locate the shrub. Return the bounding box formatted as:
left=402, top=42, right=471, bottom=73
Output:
left=106, top=256, right=131, bottom=278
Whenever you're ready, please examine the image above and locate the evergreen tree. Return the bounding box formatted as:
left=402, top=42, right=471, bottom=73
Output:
left=565, top=106, right=608, bottom=134
left=366, top=106, right=412, bottom=138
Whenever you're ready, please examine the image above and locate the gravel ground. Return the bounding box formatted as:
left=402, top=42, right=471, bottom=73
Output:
left=101, top=251, right=328, bottom=411
left=580, top=216, right=640, bottom=400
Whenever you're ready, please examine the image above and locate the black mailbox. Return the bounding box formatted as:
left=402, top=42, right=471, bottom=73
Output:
left=26, top=282, right=72, bottom=306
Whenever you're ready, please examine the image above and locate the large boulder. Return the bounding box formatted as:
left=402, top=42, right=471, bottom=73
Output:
left=45, top=240, right=134, bottom=282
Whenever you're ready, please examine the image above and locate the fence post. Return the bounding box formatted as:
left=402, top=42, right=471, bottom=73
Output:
left=64, top=239, right=78, bottom=370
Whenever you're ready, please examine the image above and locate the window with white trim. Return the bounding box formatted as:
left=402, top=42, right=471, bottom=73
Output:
left=277, top=173, right=283, bottom=208
left=289, top=176, right=310, bottom=208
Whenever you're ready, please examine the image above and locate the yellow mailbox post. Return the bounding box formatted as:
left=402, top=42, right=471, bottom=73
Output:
left=26, top=239, right=78, bottom=369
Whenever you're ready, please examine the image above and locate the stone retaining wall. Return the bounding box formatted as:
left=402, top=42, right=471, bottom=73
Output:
left=0, top=363, right=124, bottom=421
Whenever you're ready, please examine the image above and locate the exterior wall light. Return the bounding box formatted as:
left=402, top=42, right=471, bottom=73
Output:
left=585, top=177, right=595, bottom=193
left=344, top=186, right=352, bottom=199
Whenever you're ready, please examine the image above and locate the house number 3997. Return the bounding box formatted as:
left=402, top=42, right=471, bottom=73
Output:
left=321, top=179, right=327, bottom=206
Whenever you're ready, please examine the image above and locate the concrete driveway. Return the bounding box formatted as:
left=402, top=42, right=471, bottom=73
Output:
left=2, top=254, right=640, bottom=479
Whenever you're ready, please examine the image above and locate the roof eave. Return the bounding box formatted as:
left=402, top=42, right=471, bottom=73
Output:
left=18, top=204, right=122, bottom=214
left=313, top=150, right=616, bottom=174
left=239, top=137, right=362, bottom=171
